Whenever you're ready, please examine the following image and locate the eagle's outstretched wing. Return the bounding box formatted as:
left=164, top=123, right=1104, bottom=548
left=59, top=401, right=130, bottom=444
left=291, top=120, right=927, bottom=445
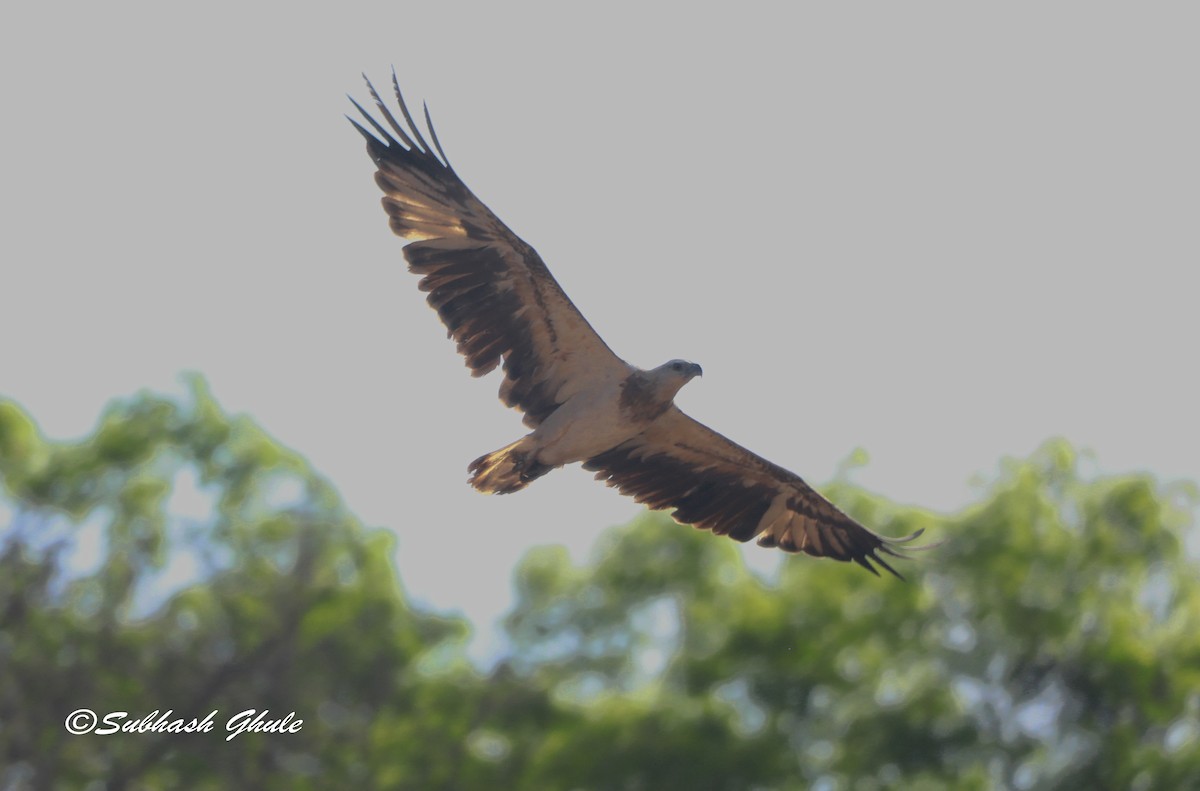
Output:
left=583, top=408, right=934, bottom=578
left=349, top=74, right=630, bottom=427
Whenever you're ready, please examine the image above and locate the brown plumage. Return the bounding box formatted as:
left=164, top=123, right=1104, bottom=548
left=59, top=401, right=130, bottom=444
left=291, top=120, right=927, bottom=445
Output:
left=348, top=73, right=628, bottom=428
left=350, top=73, right=936, bottom=579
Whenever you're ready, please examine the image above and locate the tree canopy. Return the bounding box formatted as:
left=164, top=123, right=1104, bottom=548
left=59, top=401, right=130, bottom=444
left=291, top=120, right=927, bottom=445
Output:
left=2, top=381, right=1197, bottom=789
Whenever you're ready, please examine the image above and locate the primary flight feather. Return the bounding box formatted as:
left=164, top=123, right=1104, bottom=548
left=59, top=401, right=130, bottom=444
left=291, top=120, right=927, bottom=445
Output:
left=349, top=73, right=932, bottom=579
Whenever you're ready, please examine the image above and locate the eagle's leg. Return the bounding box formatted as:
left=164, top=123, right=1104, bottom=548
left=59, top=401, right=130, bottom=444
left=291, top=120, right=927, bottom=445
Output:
left=467, top=436, right=552, bottom=495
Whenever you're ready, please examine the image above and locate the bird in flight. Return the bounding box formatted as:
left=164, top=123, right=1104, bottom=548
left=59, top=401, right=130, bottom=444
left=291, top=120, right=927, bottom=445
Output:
left=348, top=73, right=933, bottom=578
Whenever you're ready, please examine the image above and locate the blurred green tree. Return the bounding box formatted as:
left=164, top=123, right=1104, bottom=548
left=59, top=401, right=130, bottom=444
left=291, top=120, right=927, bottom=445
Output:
left=0, top=380, right=498, bottom=790
left=1, top=382, right=1197, bottom=790
left=506, top=444, right=1200, bottom=790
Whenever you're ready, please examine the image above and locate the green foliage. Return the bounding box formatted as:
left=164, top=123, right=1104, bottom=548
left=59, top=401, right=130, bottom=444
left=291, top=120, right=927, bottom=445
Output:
left=0, top=381, right=481, bottom=790
left=504, top=443, right=1200, bottom=790
left=2, top=384, right=1198, bottom=790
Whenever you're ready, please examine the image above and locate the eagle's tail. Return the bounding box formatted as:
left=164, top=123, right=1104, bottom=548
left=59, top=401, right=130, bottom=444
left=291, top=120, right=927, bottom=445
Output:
left=468, top=437, right=552, bottom=495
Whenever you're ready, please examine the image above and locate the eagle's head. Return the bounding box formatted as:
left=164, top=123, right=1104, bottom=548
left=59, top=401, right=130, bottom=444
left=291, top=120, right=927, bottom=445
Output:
left=663, top=359, right=703, bottom=380
left=649, top=359, right=703, bottom=399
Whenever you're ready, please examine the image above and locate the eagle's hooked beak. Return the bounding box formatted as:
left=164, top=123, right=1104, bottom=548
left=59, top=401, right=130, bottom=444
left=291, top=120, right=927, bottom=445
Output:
left=689, top=363, right=704, bottom=379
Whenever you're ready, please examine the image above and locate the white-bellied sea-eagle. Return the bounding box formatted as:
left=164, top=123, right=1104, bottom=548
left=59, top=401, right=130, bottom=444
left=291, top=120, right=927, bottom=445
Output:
left=348, top=74, right=933, bottom=579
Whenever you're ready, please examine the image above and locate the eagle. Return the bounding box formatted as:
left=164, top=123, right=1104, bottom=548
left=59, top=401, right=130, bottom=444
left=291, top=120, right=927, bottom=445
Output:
left=349, top=74, right=932, bottom=579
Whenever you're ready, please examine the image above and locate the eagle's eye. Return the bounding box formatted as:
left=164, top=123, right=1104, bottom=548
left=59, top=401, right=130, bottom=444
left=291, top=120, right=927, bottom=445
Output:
left=671, top=362, right=684, bottom=372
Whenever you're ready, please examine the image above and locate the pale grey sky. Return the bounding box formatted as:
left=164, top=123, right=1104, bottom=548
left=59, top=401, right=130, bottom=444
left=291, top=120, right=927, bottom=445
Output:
left=3, top=3, right=1197, bottom=660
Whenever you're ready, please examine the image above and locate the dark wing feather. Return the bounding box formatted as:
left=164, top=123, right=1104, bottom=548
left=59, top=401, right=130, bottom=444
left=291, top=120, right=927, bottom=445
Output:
left=583, top=408, right=935, bottom=579
left=350, top=76, right=630, bottom=426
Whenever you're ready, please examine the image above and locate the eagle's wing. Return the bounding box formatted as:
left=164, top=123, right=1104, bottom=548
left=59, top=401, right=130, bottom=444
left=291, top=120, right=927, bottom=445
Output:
left=583, top=408, right=933, bottom=578
left=349, top=74, right=631, bottom=427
